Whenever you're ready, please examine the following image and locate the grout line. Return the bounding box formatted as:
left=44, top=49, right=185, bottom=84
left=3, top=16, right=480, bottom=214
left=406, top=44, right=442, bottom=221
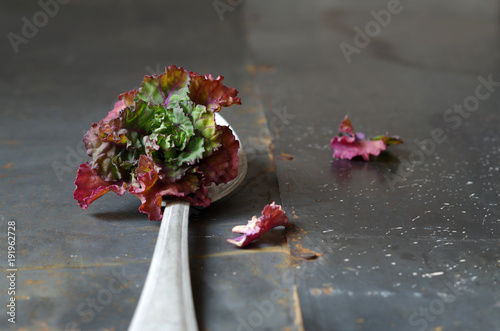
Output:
left=12, top=260, right=150, bottom=272
left=190, top=244, right=287, bottom=259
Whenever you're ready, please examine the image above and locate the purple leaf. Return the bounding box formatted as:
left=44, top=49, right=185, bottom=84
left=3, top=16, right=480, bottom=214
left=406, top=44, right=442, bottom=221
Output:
left=227, top=202, right=290, bottom=248
left=331, top=115, right=403, bottom=161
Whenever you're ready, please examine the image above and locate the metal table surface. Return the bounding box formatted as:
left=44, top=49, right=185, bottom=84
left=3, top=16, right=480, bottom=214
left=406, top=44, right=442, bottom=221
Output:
left=1, top=1, right=499, bottom=330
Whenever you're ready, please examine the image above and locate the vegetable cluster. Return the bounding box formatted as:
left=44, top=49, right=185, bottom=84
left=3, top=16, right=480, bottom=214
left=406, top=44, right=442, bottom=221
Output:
left=74, top=65, right=241, bottom=220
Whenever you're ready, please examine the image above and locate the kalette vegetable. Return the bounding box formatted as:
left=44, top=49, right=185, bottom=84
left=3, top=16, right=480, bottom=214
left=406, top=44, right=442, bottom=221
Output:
left=330, top=115, right=403, bottom=161
left=227, top=202, right=290, bottom=247
left=74, top=65, right=241, bottom=220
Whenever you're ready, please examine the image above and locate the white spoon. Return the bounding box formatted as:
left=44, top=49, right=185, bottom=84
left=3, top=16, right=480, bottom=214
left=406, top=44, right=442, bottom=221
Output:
left=128, top=113, right=247, bottom=331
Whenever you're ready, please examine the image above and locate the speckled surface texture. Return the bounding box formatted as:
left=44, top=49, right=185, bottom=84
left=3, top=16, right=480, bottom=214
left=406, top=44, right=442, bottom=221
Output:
left=1, top=0, right=499, bottom=330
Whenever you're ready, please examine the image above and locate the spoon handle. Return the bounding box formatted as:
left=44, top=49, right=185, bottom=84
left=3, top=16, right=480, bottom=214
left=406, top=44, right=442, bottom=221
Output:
left=128, top=200, right=198, bottom=331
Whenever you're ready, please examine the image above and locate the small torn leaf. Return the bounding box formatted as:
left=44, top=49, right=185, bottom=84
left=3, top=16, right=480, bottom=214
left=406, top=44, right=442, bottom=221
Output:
left=227, top=202, right=290, bottom=248
left=330, top=115, right=402, bottom=161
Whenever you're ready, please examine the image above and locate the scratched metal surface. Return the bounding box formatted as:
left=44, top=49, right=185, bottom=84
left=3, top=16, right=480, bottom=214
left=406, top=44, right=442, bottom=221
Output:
left=0, top=1, right=297, bottom=330
left=2, top=1, right=500, bottom=331
left=246, top=0, right=500, bottom=331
